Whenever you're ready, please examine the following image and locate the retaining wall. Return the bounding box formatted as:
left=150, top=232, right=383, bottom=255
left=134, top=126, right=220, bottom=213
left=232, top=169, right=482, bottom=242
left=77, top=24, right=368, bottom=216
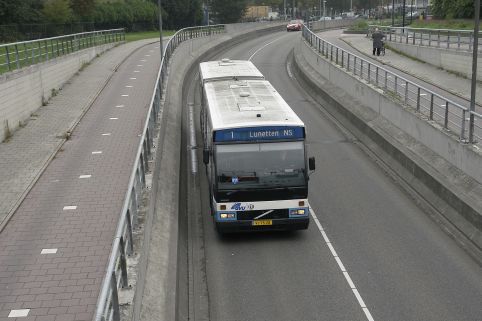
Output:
left=0, top=42, right=117, bottom=142
left=387, top=40, right=482, bottom=79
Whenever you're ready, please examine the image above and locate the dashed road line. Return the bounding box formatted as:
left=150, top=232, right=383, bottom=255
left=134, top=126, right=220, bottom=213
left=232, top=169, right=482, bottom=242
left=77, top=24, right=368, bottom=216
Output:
left=41, top=248, right=58, bottom=254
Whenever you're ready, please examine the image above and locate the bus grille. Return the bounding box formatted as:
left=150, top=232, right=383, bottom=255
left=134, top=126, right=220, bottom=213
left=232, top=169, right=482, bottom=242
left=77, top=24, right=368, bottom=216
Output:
left=236, top=209, right=289, bottom=221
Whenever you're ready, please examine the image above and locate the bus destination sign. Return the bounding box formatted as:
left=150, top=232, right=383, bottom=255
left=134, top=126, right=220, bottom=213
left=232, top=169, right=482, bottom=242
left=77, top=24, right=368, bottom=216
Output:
left=214, top=126, right=305, bottom=142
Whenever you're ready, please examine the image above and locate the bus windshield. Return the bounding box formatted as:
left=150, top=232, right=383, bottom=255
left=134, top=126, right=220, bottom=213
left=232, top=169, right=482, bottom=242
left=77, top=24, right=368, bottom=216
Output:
left=215, top=141, right=306, bottom=191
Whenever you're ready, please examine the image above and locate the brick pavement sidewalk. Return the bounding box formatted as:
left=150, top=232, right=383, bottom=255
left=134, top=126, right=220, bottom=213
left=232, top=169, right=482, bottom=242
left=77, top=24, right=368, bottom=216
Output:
left=340, top=33, right=482, bottom=106
left=0, top=39, right=156, bottom=229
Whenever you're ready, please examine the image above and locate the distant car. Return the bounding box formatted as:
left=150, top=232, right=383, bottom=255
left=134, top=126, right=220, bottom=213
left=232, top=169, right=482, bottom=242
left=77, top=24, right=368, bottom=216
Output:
left=287, top=19, right=303, bottom=31
left=318, top=16, right=332, bottom=21
left=334, top=16, right=343, bottom=20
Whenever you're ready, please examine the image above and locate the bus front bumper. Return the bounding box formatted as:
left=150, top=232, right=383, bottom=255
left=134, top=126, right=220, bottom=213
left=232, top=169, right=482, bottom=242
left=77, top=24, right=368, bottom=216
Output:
left=215, top=218, right=309, bottom=233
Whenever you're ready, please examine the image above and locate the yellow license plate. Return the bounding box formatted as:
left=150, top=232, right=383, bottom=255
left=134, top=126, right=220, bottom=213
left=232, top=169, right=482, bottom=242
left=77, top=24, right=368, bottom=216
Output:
left=252, top=219, right=272, bottom=226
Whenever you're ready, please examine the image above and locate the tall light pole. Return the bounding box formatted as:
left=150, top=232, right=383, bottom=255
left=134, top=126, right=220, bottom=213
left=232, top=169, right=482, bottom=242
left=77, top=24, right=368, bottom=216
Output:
left=284, top=0, right=287, bottom=19
left=392, top=0, right=395, bottom=25
left=319, top=0, right=322, bottom=18
left=158, top=0, right=163, bottom=58
left=323, top=0, right=326, bottom=17
left=469, top=0, right=480, bottom=143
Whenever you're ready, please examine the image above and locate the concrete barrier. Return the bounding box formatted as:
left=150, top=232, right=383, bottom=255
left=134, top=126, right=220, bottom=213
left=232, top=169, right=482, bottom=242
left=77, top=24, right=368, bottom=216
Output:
left=386, top=40, right=482, bottom=80
left=293, top=37, right=482, bottom=261
left=0, top=42, right=118, bottom=142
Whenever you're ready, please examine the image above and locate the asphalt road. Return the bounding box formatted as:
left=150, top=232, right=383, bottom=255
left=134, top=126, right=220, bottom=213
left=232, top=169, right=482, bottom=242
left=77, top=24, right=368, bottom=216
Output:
left=183, top=31, right=482, bottom=321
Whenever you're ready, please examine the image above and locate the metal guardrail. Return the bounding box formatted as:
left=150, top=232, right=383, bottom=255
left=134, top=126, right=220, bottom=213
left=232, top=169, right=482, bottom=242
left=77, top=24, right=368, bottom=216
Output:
left=368, top=25, right=479, bottom=51
left=0, top=29, right=125, bottom=74
left=92, top=24, right=225, bottom=321
left=302, top=25, right=481, bottom=144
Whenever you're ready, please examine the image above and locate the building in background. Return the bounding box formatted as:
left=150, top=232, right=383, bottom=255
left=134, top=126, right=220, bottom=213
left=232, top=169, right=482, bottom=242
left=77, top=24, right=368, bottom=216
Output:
left=244, top=6, right=271, bottom=20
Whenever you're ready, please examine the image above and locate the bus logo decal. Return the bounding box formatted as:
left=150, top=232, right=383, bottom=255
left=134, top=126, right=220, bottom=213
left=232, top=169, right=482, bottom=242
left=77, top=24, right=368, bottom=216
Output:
left=231, top=203, right=254, bottom=211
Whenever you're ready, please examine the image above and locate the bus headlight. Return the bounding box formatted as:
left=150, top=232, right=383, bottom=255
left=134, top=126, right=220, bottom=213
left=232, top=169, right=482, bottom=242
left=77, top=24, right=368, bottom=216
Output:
left=289, top=208, right=306, bottom=216
left=219, top=213, right=236, bottom=219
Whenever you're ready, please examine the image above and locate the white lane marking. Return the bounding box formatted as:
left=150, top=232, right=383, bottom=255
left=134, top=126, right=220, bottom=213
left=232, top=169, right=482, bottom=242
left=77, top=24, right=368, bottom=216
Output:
left=41, top=248, right=58, bottom=254
left=145, top=54, right=151, bottom=57
left=137, top=65, right=143, bottom=67
left=134, top=70, right=140, bottom=73
left=248, top=35, right=286, bottom=61
left=92, top=151, right=102, bottom=154
left=343, top=272, right=356, bottom=289
left=420, top=93, right=427, bottom=96
left=8, top=309, right=30, bottom=317
left=286, top=61, right=294, bottom=78
left=79, top=175, right=91, bottom=179
left=126, top=85, right=133, bottom=88
left=115, top=105, right=124, bottom=108
left=353, top=289, right=367, bottom=308
left=102, top=133, right=111, bottom=136
left=121, top=94, right=129, bottom=97
left=310, top=209, right=375, bottom=321
left=141, top=59, right=147, bottom=62
left=188, top=103, right=198, bottom=174
left=441, top=104, right=447, bottom=107
left=109, top=117, right=118, bottom=120
left=130, top=77, right=137, bottom=80
left=63, top=206, right=77, bottom=210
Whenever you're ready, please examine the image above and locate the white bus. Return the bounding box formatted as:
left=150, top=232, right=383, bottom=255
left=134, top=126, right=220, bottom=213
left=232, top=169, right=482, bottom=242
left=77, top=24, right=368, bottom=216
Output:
left=199, top=59, right=315, bottom=233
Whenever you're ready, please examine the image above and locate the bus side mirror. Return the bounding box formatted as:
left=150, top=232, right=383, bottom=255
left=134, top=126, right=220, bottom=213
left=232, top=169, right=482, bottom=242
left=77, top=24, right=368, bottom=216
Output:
left=203, top=149, right=210, bottom=165
left=308, top=157, right=316, bottom=171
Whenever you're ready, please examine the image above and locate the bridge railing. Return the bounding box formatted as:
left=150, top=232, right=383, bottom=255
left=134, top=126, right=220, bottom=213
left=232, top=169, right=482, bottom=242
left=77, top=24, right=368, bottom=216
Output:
left=368, top=25, right=479, bottom=51
left=303, top=25, right=481, bottom=144
left=92, top=24, right=225, bottom=321
left=0, top=29, right=125, bottom=74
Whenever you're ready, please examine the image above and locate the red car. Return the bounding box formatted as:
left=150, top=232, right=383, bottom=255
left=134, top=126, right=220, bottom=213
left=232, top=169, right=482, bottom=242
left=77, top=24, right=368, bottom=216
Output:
left=286, top=20, right=303, bottom=32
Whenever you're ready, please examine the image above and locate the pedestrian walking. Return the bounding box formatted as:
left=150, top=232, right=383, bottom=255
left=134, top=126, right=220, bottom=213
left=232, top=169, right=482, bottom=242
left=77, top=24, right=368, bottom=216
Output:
left=372, top=27, right=385, bottom=56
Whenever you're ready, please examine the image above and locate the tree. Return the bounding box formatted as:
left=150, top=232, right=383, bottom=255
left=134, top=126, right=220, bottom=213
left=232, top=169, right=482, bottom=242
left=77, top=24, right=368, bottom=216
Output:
left=42, top=0, right=72, bottom=24
left=0, top=0, right=43, bottom=24
left=71, top=0, right=95, bottom=18
left=160, top=0, right=202, bottom=29
left=430, top=0, right=476, bottom=18
left=210, top=0, right=249, bottom=23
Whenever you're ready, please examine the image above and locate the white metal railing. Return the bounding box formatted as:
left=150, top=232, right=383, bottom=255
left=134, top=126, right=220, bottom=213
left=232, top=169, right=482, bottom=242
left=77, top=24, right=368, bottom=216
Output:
left=303, top=25, right=481, bottom=144
left=368, top=25, right=479, bottom=51
left=92, top=25, right=225, bottom=321
left=0, top=29, right=125, bottom=74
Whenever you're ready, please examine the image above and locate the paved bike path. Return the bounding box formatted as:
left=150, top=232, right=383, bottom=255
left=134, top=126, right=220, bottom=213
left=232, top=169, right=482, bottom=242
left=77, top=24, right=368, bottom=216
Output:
left=0, top=39, right=160, bottom=321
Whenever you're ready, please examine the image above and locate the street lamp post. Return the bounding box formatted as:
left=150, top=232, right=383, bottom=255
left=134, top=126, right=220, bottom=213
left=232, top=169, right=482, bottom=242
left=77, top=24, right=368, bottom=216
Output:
left=392, top=0, right=395, bottom=26
left=158, top=0, right=163, bottom=58
left=284, top=0, right=287, bottom=19
left=469, top=0, right=480, bottom=143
